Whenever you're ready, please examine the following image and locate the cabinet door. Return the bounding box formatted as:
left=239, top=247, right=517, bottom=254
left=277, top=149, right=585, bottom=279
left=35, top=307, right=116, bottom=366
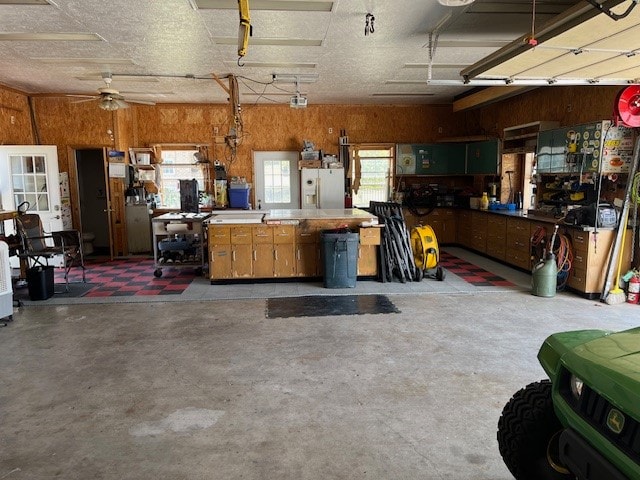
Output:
left=550, top=127, right=569, bottom=173
left=296, top=243, right=318, bottom=277
left=232, top=244, right=253, bottom=278
left=441, top=218, right=456, bottom=244
left=434, top=143, right=466, bottom=174
left=456, top=210, right=473, bottom=248
left=466, top=140, right=499, bottom=174
left=253, top=247, right=274, bottom=278
left=274, top=244, right=295, bottom=277
left=536, top=129, right=553, bottom=173
left=358, top=244, right=378, bottom=276
left=210, top=245, right=232, bottom=279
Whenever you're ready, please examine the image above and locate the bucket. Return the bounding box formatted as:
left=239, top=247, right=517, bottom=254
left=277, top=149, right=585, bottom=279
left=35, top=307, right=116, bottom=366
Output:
left=531, top=254, right=557, bottom=297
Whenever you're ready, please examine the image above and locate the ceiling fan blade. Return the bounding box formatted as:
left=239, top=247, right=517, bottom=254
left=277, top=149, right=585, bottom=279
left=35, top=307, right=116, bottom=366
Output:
left=71, top=97, right=99, bottom=104
left=113, top=98, right=129, bottom=109
left=66, top=94, right=98, bottom=99
left=126, top=98, right=156, bottom=106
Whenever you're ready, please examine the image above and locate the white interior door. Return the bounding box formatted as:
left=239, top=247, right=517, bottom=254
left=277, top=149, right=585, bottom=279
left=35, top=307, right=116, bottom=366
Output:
left=0, top=145, right=62, bottom=233
left=253, top=151, right=300, bottom=210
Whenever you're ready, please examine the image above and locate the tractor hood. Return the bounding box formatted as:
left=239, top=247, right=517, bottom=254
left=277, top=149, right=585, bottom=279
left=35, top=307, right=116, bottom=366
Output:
left=557, top=327, right=640, bottom=418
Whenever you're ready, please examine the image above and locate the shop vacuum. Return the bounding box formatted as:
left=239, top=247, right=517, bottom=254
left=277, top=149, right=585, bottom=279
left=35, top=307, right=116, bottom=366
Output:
left=532, top=225, right=559, bottom=297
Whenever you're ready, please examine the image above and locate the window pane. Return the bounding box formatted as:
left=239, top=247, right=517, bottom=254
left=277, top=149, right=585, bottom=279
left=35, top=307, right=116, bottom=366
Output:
left=37, top=194, right=49, bottom=211
left=263, top=160, right=291, bottom=204
left=157, top=150, right=205, bottom=208
left=34, top=156, right=46, bottom=173
left=10, top=156, right=22, bottom=173
left=352, top=148, right=393, bottom=208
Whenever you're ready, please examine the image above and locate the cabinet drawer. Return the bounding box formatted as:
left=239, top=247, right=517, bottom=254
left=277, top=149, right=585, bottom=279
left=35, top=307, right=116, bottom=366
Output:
left=567, top=266, right=588, bottom=291
left=209, top=226, right=231, bottom=245
left=359, top=227, right=381, bottom=245
left=252, top=225, right=274, bottom=244
left=508, top=218, right=530, bottom=235
left=273, top=225, right=295, bottom=244
left=505, top=236, right=529, bottom=252
left=230, top=226, right=252, bottom=244
left=569, top=230, right=591, bottom=253
left=505, top=248, right=531, bottom=270
left=295, top=229, right=318, bottom=244
left=486, top=239, right=505, bottom=260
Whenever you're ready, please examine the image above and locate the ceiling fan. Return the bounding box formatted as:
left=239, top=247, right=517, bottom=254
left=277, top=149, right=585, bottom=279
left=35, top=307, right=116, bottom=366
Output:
left=68, top=73, right=156, bottom=110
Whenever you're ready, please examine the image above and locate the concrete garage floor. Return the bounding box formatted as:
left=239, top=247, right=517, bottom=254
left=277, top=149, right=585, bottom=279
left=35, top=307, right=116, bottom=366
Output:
left=1, top=290, right=638, bottom=480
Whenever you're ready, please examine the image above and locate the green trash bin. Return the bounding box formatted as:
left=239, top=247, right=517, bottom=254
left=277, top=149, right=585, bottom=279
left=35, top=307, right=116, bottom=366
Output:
left=321, top=230, right=359, bottom=288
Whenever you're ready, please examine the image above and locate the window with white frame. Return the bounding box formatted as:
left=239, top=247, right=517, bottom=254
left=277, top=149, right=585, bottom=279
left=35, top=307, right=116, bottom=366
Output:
left=350, top=146, right=394, bottom=208
left=157, top=150, right=205, bottom=208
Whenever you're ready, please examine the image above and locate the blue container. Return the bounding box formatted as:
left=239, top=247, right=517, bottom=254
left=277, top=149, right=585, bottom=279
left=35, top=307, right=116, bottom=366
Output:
left=229, top=187, right=250, bottom=209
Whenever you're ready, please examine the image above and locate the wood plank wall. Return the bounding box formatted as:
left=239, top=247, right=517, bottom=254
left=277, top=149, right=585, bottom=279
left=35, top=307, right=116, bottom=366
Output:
left=466, top=86, right=622, bottom=138
left=0, top=83, right=629, bottom=219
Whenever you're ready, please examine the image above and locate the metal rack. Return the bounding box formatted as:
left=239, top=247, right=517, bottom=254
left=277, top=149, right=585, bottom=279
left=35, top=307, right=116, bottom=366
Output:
left=151, top=212, right=210, bottom=277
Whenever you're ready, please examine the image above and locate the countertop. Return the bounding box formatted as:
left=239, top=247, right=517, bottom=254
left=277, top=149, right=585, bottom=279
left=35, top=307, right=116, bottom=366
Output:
left=265, top=208, right=377, bottom=221
left=458, top=207, right=616, bottom=231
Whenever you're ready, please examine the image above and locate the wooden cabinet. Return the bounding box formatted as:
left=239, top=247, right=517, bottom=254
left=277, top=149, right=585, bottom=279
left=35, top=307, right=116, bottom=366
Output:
left=456, top=210, right=473, bottom=248
left=296, top=243, right=318, bottom=277
left=209, top=225, right=253, bottom=278
left=470, top=211, right=487, bottom=253
left=357, top=227, right=382, bottom=276
left=273, top=226, right=295, bottom=277
left=466, top=140, right=499, bottom=174
left=505, top=217, right=531, bottom=270
left=486, top=215, right=506, bottom=260
left=210, top=222, right=378, bottom=280
left=565, top=227, right=630, bottom=295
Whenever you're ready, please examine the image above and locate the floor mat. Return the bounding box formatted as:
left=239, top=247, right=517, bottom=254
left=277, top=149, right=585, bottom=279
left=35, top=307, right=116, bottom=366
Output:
left=266, top=294, right=400, bottom=319
left=60, top=258, right=196, bottom=297
left=439, top=251, right=515, bottom=287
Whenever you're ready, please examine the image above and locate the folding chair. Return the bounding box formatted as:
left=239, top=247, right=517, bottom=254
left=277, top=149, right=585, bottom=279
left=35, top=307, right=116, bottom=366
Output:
left=15, top=213, right=86, bottom=292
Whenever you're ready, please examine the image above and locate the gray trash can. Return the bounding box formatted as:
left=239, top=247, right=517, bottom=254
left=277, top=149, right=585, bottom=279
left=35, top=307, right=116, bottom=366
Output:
left=321, top=230, right=359, bottom=288
left=27, top=266, right=54, bottom=300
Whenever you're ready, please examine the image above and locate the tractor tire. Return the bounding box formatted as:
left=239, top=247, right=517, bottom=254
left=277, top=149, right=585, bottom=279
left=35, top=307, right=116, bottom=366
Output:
left=497, top=380, right=572, bottom=480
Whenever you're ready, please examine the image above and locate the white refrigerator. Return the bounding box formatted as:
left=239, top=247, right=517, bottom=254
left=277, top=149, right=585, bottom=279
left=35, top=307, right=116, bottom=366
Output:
left=300, top=168, right=345, bottom=209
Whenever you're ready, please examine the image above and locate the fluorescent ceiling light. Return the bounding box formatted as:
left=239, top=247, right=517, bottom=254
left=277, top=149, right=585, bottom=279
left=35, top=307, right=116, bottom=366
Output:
left=272, top=73, right=318, bottom=83
left=223, top=61, right=316, bottom=68
left=0, top=32, right=103, bottom=41
left=372, top=93, right=435, bottom=97
left=385, top=80, right=428, bottom=85
left=213, top=37, right=322, bottom=47
left=429, top=40, right=509, bottom=48
left=437, top=0, right=474, bottom=6
left=403, top=63, right=468, bottom=69
left=195, top=0, right=333, bottom=12
left=243, top=91, right=307, bottom=96
left=75, top=75, right=159, bottom=83
left=32, top=57, right=134, bottom=65
left=0, top=0, right=50, bottom=4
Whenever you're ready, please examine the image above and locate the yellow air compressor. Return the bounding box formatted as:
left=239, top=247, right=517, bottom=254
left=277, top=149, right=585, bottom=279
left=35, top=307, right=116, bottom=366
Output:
left=410, top=224, right=445, bottom=281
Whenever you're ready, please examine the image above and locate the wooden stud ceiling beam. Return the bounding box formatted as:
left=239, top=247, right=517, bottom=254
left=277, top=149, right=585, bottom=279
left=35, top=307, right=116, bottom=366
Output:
left=452, top=86, right=535, bottom=112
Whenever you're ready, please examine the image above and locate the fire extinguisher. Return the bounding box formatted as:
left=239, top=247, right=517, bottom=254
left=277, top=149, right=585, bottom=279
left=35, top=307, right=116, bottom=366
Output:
left=627, top=274, right=640, bottom=304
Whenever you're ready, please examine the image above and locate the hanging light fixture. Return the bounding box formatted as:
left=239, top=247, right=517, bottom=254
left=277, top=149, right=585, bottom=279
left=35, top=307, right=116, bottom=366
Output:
left=437, top=0, right=474, bottom=6
left=98, top=95, right=129, bottom=111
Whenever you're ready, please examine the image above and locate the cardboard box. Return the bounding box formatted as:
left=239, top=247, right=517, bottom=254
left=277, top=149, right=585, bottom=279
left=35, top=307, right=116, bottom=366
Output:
left=298, top=160, right=322, bottom=169
left=301, top=151, right=320, bottom=161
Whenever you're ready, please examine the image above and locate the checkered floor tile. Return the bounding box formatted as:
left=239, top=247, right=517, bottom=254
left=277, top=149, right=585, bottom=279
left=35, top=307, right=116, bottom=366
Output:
left=438, top=251, right=515, bottom=287
left=54, top=251, right=513, bottom=298
left=59, top=257, right=196, bottom=297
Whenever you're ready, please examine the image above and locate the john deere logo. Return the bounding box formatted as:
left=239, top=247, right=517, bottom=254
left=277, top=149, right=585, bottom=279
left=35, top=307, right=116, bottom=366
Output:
left=606, top=408, right=625, bottom=434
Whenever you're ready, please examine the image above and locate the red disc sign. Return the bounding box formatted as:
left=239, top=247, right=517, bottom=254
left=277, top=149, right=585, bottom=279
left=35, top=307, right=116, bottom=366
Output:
left=617, top=85, right=640, bottom=127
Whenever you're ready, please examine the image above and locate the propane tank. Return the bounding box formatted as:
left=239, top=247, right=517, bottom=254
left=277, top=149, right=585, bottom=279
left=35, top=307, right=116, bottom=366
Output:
left=532, top=225, right=559, bottom=298
left=627, top=275, right=640, bottom=304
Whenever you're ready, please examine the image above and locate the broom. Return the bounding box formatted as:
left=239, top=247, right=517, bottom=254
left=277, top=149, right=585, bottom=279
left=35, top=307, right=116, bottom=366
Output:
left=605, top=208, right=630, bottom=305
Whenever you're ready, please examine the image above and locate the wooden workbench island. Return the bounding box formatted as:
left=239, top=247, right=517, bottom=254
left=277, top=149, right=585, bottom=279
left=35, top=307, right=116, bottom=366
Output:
left=207, top=209, right=381, bottom=281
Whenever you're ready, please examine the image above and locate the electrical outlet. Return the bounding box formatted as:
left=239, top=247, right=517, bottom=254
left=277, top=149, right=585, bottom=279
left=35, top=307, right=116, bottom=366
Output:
left=10, top=115, right=15, bottom=125
left=438, top=126, right=443, bottom=134
left=328, top=127, right=333, bottom=134
left=214, top=126, right=219, bottom=134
